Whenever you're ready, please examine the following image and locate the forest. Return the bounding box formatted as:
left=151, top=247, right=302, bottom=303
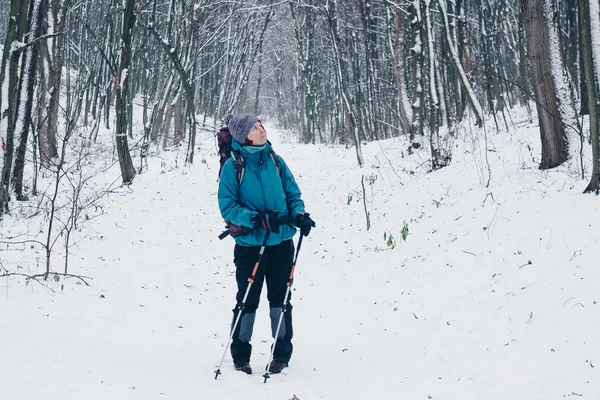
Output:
left=2, top=2, right=600, bottom=397
left=1, top=0, right=599, bottom=221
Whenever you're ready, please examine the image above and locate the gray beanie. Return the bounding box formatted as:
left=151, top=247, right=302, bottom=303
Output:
left=224, top=113, right=259, bottom=144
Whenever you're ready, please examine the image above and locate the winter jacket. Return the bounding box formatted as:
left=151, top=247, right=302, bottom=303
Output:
left=218, top=140, right=305, bottom=247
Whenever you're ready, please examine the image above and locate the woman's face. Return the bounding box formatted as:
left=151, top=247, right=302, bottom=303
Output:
left=247, top=121, right=267, bottom=146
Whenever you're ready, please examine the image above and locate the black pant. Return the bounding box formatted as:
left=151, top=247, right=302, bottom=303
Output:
left=230, top=239, right=295, bottom=365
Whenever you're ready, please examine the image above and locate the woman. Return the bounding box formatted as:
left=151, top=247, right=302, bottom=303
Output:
left=218, top=113, right=315, bottom=375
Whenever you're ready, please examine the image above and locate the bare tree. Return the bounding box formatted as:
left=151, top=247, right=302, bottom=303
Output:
left=0, top=0, right=32, bottom=216
left=439, top=0, right=483, bottom=126
left=393, top=7, right=413, bottom=138
left=521, top=0, right=569, bottom=169
left=580, top=0, right=600, bottom=193
left=114, top=0, right=137, bottom=184
left=12, top=0, right=44, bottom=201
left=323, top=0, right=364, bottom=167
left=37, top=0, right=70, bottom=165
left=5, top=0, right=600, bottom=232
left=290, top=1, right=320, bottom=143
left=146, top=0, right=201, bottom=164
left=409, top=0, right=425, bottom=153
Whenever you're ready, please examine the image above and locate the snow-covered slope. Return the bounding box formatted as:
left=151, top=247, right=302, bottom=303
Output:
left=1, top=110, right=599, bottom=400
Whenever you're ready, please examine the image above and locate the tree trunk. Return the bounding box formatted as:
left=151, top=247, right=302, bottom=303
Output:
left=580, top=0, right=600, bottom=193
left=325, top=1, right=364, bottom=167
left=115, top=0, right=137, bottom=184
left=424, top=0, right=445, bottom=170
left=439, top=0, right=484, bottom=126
left=395, top=8, right=413, bottom=137
left=410, top=1, right=425, bottom=153
left=253, top=40, right=264, bottom=116
left=151, top=73, right=174, bottom=143
left=290, top=2, right=318, bottom=144
left=456, top=0, right=470, bottom=119
left=0, top=0, right=31, bottom=215
left=12, top=0, right=43, bottom=201
left=147, top=23, right=197, bottom=163
left=521, top=0, right=569, bottom=169
left=39, top=0, right=70, bottom=165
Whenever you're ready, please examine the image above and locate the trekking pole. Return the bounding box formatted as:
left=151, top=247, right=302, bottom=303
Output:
left=215, top=232, right=270, bottom=379
left=263, top=234, right=304, bottom=383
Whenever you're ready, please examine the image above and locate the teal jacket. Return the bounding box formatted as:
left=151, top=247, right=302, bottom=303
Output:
left=218, top=140, right=305, bottom=246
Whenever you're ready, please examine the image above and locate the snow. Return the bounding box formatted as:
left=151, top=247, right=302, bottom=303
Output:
left=1, top=106, right=600, bottom=400
left=9, top=40, right=24, bottom=54
left=121, top=68, right=128, bottom=87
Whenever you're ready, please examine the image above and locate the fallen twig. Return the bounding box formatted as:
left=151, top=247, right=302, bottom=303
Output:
left=0, top=272, right=92, bottom=286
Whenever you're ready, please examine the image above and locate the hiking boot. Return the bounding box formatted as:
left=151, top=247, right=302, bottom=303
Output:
left=268, top=360, right=288, bottom=374
left=234, top=362, right=252, bottom=374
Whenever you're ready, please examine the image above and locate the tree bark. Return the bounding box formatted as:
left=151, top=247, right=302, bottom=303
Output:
left=290, top=2, right=318, bottom=144
left=0, top=0, right=31, bottom=215
left=12, top=0, right=43, bottom=201
left=521, top=0, right=569, bottom=169
left=147, top=23, right=197, bottom=163
left=325, top=0, right=364, bottom=167
left=115, top=0, right=137, bottom=184
left=39, top=0, right=70, bottom=164
left=580, top=0, right=600, bottom=193
left=410, top=0, right=425, bottom=153
left=439, top=0, right=483, bottom=126
left=394, top=8, right=413, bottom=137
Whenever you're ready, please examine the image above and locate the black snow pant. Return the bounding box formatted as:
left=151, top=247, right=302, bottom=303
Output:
left=230, top=239, right=295, bottom=366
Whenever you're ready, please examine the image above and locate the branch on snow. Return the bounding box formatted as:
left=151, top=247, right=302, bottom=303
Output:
left=0, top=272, right=93, bottom=287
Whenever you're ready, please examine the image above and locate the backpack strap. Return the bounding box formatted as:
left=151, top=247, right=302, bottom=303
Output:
left=267, top=148, right=282, bottom=177
left=230, top=150, right=245, bottom=184
left=267, top=149, right=292, bottom=225
left=218, top=151, right=247, bottom=241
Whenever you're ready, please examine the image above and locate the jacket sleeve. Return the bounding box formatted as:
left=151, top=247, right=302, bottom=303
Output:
left=278, top=156, right=305, bottom=220
left=218, top=160, right=257, bottom=228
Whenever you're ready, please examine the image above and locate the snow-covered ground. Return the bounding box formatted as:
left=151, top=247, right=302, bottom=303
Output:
left=1, top=109, right=599, bottom=400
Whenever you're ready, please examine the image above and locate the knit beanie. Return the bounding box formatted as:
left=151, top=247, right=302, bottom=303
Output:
left=223, top=113, right=259, bottom=144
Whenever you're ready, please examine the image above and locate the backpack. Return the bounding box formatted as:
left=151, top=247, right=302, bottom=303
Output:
left=217, top=126, right=282, bottom=239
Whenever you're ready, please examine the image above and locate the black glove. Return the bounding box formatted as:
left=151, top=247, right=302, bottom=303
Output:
left=294, top=213, right=316, bottom=237
left=252, top=211, right=281, bottom=233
